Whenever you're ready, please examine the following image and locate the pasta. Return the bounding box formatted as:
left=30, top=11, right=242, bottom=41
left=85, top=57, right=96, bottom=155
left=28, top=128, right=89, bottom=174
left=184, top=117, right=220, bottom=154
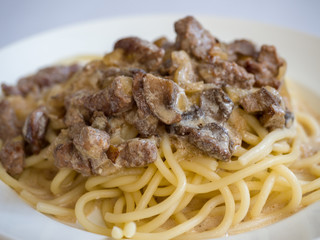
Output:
left=1, top=16, right=320, bottom=240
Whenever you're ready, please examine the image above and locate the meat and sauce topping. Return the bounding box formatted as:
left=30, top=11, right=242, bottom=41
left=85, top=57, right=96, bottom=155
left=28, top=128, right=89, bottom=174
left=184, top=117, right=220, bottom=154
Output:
left=0, top=16, right=292, bottom=176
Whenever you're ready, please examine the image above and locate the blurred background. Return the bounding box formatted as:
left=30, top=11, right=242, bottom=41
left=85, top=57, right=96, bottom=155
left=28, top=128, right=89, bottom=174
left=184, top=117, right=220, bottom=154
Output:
left=0, top=0, right=319, bottom=48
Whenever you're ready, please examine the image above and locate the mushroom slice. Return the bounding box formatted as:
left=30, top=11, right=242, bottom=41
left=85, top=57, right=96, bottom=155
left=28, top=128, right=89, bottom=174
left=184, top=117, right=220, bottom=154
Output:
left=143, top=73, right=182, bottom=125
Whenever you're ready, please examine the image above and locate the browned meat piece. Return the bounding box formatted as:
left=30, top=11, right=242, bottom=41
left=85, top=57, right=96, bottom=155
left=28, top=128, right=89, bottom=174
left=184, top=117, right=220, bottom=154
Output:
left=73, top=126, right=112, bottom=175
left=0, top=100, right=21, bottom=141
left=0, top=100, right=25, bottom=175
left=85, top=76, right=133, bottom=116
left=173, top=88, right=234, bottom=135
left=132, top=71, right=151, bottom=113
left=2, top=64, right=80, bottom=96
left=73, top=126, right=110, bottom=160
left=174, top=16, right=216, bottom=60
left=189, top=123, right=234, bottom=161
left=240, top=87, right=287, bottom=129
left=258, top=45, right=284, bottom=76
left=64, top=90, right=92, bottom=123
left=96, top=67, right=122, bottom=89
left=56, top=137, right=157, bottom=176
left=54, top=141, right=92, bottom=176
left=200, top=88, right=234, bottom=122
left=172, top=107, right=204, bottom=136
left=0, top=139, right=25, bottom=175
left=64, top=90, right=91, bottom=138
left=106, top=76, right=133, bottom=115
left=83, top=89, right=108, bottom=115
left=228, top=39, right=257, bottom=61
left=143, top=73, right=182, bottom=124
left=53, top=129, right=115, bottom=176
left=97, top=66, right=144, bottom=89
left=65, top=112, right=87, bottom=139
left=172, top=92, right=238, bottom=161
left=119, top=138, right=158, bottom=167
left=244, top=45, right=284, bottom=89
left=107, top=138, right=158, bottom=168
left=65, top=90, right=91, bottom=112
left=22, top=106, right=49, bottom=154
left=172, top=104, right=238, bottom=161
left=114, top=37, right=164, bottom=70
left=130, top=72, right=159, bottom=136
left=240, top=87, right=281, bottom=112
left=125, top=108, right=159, bottom=137
left=197, top=60, right=255, bottom=89
left=260, top=105, right=285, bottom=129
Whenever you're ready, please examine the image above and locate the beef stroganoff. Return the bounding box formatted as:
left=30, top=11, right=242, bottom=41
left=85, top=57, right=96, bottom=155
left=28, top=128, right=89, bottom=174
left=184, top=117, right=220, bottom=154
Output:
left=0, top=16, right=320, bottom=240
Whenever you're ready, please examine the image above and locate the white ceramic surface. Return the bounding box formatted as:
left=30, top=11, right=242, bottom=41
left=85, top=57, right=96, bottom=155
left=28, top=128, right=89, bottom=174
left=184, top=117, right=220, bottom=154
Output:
left=0, top=15, right=320, bottom=240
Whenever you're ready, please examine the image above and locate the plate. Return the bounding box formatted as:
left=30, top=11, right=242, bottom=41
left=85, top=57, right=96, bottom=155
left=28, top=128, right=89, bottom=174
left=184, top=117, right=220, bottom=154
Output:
left=1, top=14, right=320, bottom=240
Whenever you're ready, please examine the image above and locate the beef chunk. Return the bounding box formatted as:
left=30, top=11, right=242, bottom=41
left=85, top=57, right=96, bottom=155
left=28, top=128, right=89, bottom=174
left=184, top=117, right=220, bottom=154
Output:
left=258, top=45, right=283, bottom=76
left=172, top=107, right=205, bottom=136
left=53, top=129, right=116, bottom=176
left=114, top=37, right=164, bottom=70
left=0, top=100, right=25, bottom=175
left=173, top=88, right=234, bottom=135
left=240, top=87, right=281, bottom=112
left=200, top=88, right=234, bottom=122
left=244, top=45, right=284, bottom=89
left=0, top=139, right=25, bottom=175
left=174, top=16, right=216, bottom=60
left=65, top=111, right=87, bottom=139
left=52, top=137, right=158, bottom=175
left=189, top=123, right=234, bottom=161
left=54, top=141, right=92, bottom=176
left=125, top=108, right=159, bottom=137
left=97, top=66, right=144, bottom=90
left=106, top=76, right=133, bottom=115
left=142, top=73, right=182, bottom=124
left=2, top=65, right=80, bottom=96
left=0, top=100, right=20, bottom=141
left=73, top=126, right=112, bottom=175
left=240, top=87, right=287, bottom=129
left=197, top=60, right=255, bottom=89
left=119, top=138, right=158, bottom=167
left=73, top=126, right=110, bottom=160
left=85, top=76, right=133, bottom=116
left=132, top=71, right=149, bottom=112
left=22, top=106, right=49, bottom=154
left=130, top=73, right=159, bottom=137
left=64, top=90, right=92, bottom=124
left=64, top=90, right=91, bottom=138
left=228, top=39, right=257, bottom=61
left=172, top=104, right=239, bottom=161
left=107, top=138, right=158, bottom=168
left=260, top=105, right=285, bottom=129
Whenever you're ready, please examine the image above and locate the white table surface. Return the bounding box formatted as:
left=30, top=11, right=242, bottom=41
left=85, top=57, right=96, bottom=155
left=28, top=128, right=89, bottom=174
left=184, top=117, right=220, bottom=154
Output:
left=0, top=0, right=319, bottom=49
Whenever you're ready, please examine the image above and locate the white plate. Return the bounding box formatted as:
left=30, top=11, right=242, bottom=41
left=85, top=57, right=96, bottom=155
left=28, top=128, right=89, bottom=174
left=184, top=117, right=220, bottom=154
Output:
left=1, top=14, right=320, bottom=240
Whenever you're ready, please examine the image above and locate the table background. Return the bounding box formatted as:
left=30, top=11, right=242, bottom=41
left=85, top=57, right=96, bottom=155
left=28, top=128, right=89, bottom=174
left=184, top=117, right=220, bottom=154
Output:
left=0, top=0, right=319, bottom=49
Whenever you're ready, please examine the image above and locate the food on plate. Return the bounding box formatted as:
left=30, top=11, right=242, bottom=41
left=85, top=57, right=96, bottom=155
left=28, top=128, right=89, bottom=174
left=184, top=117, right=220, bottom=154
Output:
left=0, top=16, right=320, bottom=240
